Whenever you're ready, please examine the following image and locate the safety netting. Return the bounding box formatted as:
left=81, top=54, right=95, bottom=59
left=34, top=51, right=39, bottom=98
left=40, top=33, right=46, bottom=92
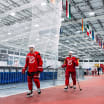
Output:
left=29, top=0, right=62, bottom=68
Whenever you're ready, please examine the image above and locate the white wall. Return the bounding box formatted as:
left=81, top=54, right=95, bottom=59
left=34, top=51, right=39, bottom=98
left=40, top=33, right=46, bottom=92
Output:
left=0, top=61, right=7, bottom=66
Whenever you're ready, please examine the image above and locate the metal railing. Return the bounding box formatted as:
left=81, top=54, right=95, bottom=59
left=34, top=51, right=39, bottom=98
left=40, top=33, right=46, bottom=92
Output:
left=0, top=66, right=84, bottom=90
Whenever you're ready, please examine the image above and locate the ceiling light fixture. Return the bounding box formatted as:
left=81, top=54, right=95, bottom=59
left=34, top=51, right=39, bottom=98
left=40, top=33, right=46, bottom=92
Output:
left=8, top=32, right=11, bottom=35
left=89, top=12, right=95, bottom=16
left=10, top=12, right=16, bottom=16
left=34, top=24, right=39, bottom=27
left=36, top=38, right=39, bottom=40
left=76, top=31, right=81, bottom=33
left=41, top=2, right=47, bottom=6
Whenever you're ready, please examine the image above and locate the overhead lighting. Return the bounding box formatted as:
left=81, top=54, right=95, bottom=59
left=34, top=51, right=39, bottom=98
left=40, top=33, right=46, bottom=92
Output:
left=65, top=40, right=69, bottom=42
left=10, top=12, right=16, bottom=16
left=41, top=2, right=47, bottom=6
left=89, top=12, right=95, bottom=16
left=8, top=32, right=11, bottom=35
left=34, top=24, right=39, bottom=27
left=76, top=31, right=81, bottom=33
left=74, top=43, right=77, bottom=46
left=36, top=38, right=39, bottom=41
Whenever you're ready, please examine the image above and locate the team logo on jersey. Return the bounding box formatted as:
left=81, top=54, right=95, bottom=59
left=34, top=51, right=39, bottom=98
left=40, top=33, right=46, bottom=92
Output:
left=67, top=59, right=72, bottom=65
left=29, top=56, right=35, bottom=63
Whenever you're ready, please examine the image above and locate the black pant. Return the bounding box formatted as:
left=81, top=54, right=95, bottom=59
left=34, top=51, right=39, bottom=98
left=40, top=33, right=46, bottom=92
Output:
left=97, top=69, right=100, bottom=75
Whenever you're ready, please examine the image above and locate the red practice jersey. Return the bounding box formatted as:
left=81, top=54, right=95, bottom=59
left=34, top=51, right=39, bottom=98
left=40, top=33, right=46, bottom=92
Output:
left=62, top=57, right=78, bottom=72
left=23, top=51, right=43, bottom=72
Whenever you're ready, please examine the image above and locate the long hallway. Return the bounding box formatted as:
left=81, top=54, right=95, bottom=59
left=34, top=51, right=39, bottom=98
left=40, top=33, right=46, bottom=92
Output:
left=0, top=76, right=104, bottom=104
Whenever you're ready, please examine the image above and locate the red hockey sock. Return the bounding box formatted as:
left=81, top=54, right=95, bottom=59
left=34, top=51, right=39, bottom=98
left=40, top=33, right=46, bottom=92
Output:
left=71, top=72, right=76, bottom=85
left=33, top=78, right=40, bottom=88
left=27, top=76, right=33, bottom=90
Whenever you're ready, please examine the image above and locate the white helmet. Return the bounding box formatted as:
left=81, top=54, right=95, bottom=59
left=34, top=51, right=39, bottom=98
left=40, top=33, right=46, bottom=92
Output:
left=69, top=51, right=74, bottom=54
left=28, top=45, right=35, bottom=48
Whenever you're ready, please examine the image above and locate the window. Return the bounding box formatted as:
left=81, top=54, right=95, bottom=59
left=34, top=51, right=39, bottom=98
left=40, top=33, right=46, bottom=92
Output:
left=1, top=50, right=7, bottom=53
left=15, top=52, right=19, bottom=55
left=0, top=54, right=8, bottom=61
left=84, top=60, right=88, bottom=62
left=19, top=57, right=25, bottom=67
left=89, top=60, right=93, bottom=62
left=79, top=60, right=83, bottom=62
left=8, top=56, right=13, bottom=66
left=100, top=60, right=104, bottom=62
left=8, top=51, right=14, bottom=54
left=20, top=53, right=26, bottom=56
left=95, top=60, right=99, bottom=62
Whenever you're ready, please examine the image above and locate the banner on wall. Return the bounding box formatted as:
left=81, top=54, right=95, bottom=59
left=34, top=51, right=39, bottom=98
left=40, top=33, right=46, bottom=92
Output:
left=94, top=64, right=99, bottom=67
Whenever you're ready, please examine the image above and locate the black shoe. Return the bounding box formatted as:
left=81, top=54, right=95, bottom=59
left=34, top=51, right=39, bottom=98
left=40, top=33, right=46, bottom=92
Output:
left=37, top=89, right=41, bottom=94
left=73, top=85, right=76, bottom=89
left=64, top=86, right=68, bottom=91
left=27, top=90, right=33, bottom=97
left=70, top=86, right=73, bottom=88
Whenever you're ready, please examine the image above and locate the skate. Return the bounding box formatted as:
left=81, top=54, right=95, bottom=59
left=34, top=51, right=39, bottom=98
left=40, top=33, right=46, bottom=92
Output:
left=64, top=86, right=68, bottom=91
left=26, top=90, right=33, bottom=97
left=37, top=88, right=41, bottom=94
left=73, top=85, right=76, bottom=89
left=69, top=85, right=73, bottom=88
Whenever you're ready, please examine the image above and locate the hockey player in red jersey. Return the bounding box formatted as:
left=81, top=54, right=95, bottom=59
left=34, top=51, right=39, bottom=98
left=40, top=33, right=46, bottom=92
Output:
left=61, top=51, right=79, bottom=90
left=22, top=45, right=43, bottom=97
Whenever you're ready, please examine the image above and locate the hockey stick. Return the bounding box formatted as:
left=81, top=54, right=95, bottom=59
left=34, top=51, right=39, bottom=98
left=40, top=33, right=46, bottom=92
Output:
left=43, top=65, right=52, bottom=69
left=77, top=79, right=82, bottom=91
left=76, top=69, right=82, bottom=91
left=27, top=66, right=52, bottom=75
